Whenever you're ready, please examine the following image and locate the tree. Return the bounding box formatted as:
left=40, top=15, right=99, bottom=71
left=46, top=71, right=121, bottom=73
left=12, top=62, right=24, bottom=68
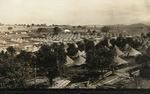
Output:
left=86, top=49, right=96, bottom=81
left=76, top=41, right=85, bottom=51
left=37, top=28, right=48, bottom=32
left=115, top=36, right=125, bottom=49
left=27, top=24, right=30, bottom=27
left=135, top=51, right=150, bottom=78
left=109, top=50, right=118, bottom=75
left=8, top=27, right=13, bottom=30
left=86, top=46, right=114, bottom=80
left=135, top=54, right=149, bottom=66
left=51, top=43, right=66, bottom=77
left=16, top=50, right=36, bottom=67
left=67, top=43, right=78, bottom=57
left=84, top=39, right=95, bottom=52
left=87, top=29, right=91, bottom=33
left=77, top=25, right=82, bottom=29
left=36, top=45, right=59, bottom=85
left=101, top=26, right=110, bottom=33
left=31, top=23, right=35, bottom=26
left=6, top=46, right=16, bottom=56
left=53, top=27, right=61, bottom=35
left=0, top=51, right=32, bottom=88
left=95, top=38, right=109, bottom=49
left=95, top=47, right=114, bottom=78
left=92, top=30, right=96, bottom=33
left=146, top=32, right=150, bottom=37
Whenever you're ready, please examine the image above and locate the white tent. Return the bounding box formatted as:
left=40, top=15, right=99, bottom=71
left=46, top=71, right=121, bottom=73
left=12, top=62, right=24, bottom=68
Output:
left=123, top=44, right=141, bottom=57
left=113, top=45, right=124, bottom=56
left=107, top=39, right=112, bottom=47
left=64, top=29, right=71, bottom=33
left=128, top=48, right=142, bottom=57
left=65, top=55, right=74, bottom=67
left=123, top=44, right=130, bottom=51
left=73, top=56, right=86, bottom=66
left=113, top=56, right=128, bottom=66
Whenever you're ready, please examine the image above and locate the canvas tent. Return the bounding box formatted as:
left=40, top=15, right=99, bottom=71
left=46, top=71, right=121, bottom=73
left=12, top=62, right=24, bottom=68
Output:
left=104, top=46, right=110, bottom=51
left=65, top=55, right=74, bottom=67
left=123, top=44, right=141, bottom=57
left=63, top=29, right=71, bottom=33
left=113, top=56, right=128, bottom=66
left=73, top=56, right=86, bottom=66
left=63, top=43, right=69, bottom=53
left=94, top=40, right=99, bottom=46
left=74, top=43, right=78, bottom=48
left=107, top=39, right=112, bottom=47
left=123, top=44, right=130, bottom=51
left=80, top=50, right=86, bottom=58
left=72, top=50, right=83, bottom=58
left=113, top=45, right=124, bottom=56
left=128, top=48, right=141, bottom=57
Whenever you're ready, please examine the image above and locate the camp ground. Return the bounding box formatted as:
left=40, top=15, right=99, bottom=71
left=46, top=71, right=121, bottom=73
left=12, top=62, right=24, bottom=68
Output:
left=0, top=22, right=149, bottom=89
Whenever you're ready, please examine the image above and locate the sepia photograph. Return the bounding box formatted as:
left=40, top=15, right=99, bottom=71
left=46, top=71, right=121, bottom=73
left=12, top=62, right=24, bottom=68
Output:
left=0, top=0, right=150, bottom=91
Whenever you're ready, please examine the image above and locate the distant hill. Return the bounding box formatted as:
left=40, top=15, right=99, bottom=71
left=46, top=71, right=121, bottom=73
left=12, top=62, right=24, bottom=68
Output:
left=107, top=23, right=150, bottom=33
left=127, top=23, right=150, bottom=29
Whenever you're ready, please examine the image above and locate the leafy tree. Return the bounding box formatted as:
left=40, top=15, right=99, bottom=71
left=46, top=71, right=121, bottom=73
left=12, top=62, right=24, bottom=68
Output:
left=31, top=23, right=35, bottom=26
left=135, top=47, right=150, bottom=78
left=92, top=30, right=96, bottom=33
left=6, top=46, right=16, bottom=56
left=146, top=32, right=150, bottom=37
left=141, top=33, right=146, bottom=39
left=87, top=29, right=91, bottom=33
left=135, top=55, right=149, bottom=66
left=36, top=45, right=59, bottom=85
left=0, top=52, right=32, bottom=88
left=16, top=50, right=36, bottom=67
left=8, top=27, right=13, bottom=30
left=114, top=36, right=125, bottom=49
left=95, top=38, right=109, bottom=49
left=101, top=26, right=110, bottom=33
left=27, top=24, right=30, bottom=27
left=37, top=28, right=48, bottom=32
left=76, top=41, right=85, bottom=51
left=110, top=37, right=142, bottom=50
left=86, top=49, right=96, bottom=80
left=53, top=27, right=61, bottom=35
left=86, top=46, right=114, bottom=79
left=51, top=43, right=66, bottom=77
left=84, top=39, right=95, bottom=52
left=86, top=49, right=95, bottom=69
left=67, top=43, right=78, bottom=57
left=36, top=43, right=66, bottom=84
left=77, top=25, right=82, bottom=29
left=95, top=47, right=114, bottom=78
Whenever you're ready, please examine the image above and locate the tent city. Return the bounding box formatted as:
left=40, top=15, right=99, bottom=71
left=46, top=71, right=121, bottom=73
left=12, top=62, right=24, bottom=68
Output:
left=0, top=0, right=150, bottom=89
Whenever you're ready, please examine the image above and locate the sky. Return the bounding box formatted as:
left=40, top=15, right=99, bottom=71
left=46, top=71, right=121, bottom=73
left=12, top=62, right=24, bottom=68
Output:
left=0, top=0, right=150, bottom=25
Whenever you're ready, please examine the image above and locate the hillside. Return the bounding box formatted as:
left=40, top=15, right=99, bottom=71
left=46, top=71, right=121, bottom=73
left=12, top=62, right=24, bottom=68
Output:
left=107, top=23, right=150, bottom=34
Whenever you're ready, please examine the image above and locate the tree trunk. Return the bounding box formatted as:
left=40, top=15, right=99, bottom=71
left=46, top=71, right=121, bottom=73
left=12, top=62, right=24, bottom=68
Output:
left=111, top=66, right=115, bottom=75
left=49, top=78, right=53, bottom=86
left=48, top=72, right=53, bottom=86
left=112, top=69, right=115, bottom=75
left=101, top=69, right=105, bottom=79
